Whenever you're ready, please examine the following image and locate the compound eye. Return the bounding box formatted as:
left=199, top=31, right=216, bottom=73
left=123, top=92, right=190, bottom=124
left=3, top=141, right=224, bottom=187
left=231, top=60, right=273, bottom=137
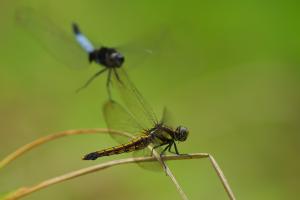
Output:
left=111, top=53, right=124, bottom=63
left=175, top=126, right=189, bottom=141
left=117, top=54, right=124, bottom=62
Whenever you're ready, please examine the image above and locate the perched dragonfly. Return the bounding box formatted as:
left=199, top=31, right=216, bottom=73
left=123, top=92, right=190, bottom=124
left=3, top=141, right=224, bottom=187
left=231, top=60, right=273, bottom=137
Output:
left=83, top=68, right=189, bottom=165
left=15, top=7, right=155, bottom=98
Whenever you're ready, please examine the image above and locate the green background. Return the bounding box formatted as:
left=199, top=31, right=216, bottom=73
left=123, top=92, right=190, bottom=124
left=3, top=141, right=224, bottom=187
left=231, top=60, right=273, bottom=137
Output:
left=1, top=0, right=300, bottom=199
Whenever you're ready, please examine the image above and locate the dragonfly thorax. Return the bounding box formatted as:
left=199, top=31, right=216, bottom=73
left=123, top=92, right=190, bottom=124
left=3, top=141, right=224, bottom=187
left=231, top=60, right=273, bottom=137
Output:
left=150, top=124, right=189, bottom=142
left=89, top=47, right=124, bottom=68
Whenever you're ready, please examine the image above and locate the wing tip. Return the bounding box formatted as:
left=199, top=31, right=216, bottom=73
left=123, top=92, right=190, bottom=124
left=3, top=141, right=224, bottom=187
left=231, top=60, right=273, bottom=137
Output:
left=14, top=7, right=33, bottom=24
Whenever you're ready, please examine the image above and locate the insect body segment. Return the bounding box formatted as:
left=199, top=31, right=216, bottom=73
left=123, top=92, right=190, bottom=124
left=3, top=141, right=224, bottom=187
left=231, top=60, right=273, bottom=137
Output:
left=83, top=135, right=151, bottom=160
left=72, top=23, right=94, bottom=53
left=83, top=120, right=189, bottom=161
left=72, top=23, right=124, bottom=68
left=72, top=23, right=124, bottom=96
left=89, top=47, right=124, bottom=68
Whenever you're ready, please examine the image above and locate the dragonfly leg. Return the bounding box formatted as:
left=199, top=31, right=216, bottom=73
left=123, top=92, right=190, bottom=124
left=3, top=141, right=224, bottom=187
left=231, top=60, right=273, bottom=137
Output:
left=106, top=69, right=112, bottom=99
left=168, top=141, right=180, bottom=155
left=151, top=143, right=165, bottom=156
left=160, top=143, right=172, bottom=156
left=170, top=142, right=190, bottom=157
left=76, top=68, right=107, bottom=93
left=113, top=68, right=124, bottom=85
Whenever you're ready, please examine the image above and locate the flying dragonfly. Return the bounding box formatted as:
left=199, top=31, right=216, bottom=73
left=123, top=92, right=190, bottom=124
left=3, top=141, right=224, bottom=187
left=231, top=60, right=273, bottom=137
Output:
left=15, top=7, right=156, bottom=98
left=71, top=23, right=125, bottom=96
left=83, top=68, right=189, bottom=169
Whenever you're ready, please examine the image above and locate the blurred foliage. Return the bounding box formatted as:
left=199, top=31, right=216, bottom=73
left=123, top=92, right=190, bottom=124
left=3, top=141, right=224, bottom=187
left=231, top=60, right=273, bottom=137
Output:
left=0, top=0, right=299, bottom=199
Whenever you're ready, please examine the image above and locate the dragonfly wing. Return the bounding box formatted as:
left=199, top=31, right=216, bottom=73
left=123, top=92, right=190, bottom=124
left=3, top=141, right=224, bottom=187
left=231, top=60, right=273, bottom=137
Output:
left=116, top=27, right=170, bottom=71
left=133, top=134, right=171, bottom=172
left=103, top=100, right=166, bottom=172
left=15, top=7, right=88, bottom=69
left=103, top=100, right=145, bottom=144
left=109, top=69, right=167, bottom=171
left=132, top=146, right=165, bottom=172
left=116, top=44, right=153, bottom=72
left=161, top=107, right=177, bottom=129
left=111, top=68, right=158, bottom=130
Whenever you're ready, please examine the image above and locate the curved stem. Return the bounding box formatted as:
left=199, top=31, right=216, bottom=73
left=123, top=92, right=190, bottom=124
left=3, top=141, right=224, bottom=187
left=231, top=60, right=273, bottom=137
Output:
left=0, top=128, right=128, bottom=169
left=0, top=129, right=236, bottom=200
left=4, top=153, right=207, bottom=200
left=0, top=129, right=190, bottom=199
left=208, top=155, right=236, bottom=200
left=3, top=153, right=235, bottom=200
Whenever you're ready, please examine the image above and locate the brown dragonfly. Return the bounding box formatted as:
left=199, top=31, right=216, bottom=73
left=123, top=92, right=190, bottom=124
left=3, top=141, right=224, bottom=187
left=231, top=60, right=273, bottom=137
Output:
left=83, top=68, right=189, bottom=163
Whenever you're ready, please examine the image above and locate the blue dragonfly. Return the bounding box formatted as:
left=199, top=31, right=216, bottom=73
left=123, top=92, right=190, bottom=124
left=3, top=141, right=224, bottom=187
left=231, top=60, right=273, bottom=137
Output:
left=16, top=7, right=158, bottom=98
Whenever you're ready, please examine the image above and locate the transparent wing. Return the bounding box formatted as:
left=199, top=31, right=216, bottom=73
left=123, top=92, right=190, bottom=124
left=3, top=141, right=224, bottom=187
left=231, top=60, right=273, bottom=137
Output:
left=103, top=100, right=146, bottom=144
left=161, top=107, right=176, bottom=129
left=103, top=100, right=166, bottom=172
left=134, top=108, right=177, bottom=172
left=111, top=68, right=158, bottom=130
left=132, top=146, right=165, bottom=172
left=117, top=43, right=153, bottom=71
left=116, top=27, right=170, bottom=70
left=15, top=7, right=88, bottom=69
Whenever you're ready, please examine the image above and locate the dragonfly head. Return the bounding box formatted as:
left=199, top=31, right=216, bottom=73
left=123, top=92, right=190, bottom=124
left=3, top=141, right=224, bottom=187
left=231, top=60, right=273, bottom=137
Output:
left=174, top=126, right=189, bottom=142
left=110, top=51, right=124, bottom=67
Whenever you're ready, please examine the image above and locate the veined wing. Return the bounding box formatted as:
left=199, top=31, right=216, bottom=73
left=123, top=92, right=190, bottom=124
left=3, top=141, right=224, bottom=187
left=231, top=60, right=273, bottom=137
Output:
left=161, top=107, right=176, bottom=129
left=15, top=7, right=88, bottom=69
left=103, top=100, right=147, bottom=144
left=132, top=145, right=166, bottom=172
left=116, top=42, right=153, bottom=72
left=116, top=26, right=170, bottom=71
left=103, top=100, right=165, bottom=172
left=111, top=68, right=158, bottom=130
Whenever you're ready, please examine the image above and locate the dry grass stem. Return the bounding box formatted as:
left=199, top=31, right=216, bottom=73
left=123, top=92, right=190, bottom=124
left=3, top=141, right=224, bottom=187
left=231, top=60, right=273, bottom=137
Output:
left=149, top=146, right=189, bottom=200
left=1, top=129, right=235, bottom=200
left=4, top=153, right=235, bottom=200
left=0, top=128, right=129, bottom=169
left=208, top=155, right=236, bottom=200
left=0, top=129, right=188, bottom=199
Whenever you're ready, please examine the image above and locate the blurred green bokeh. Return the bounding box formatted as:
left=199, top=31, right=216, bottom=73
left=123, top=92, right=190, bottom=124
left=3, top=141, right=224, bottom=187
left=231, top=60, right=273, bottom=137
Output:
left=1, top=0, right=299, bottom=199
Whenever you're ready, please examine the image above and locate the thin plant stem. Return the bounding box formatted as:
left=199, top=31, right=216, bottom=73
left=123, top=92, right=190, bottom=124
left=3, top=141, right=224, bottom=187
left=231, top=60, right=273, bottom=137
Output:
left=4, top=153, right=235, bottom=200
left=208, top=155, right=236, bottom=200
left=0, top=129, right=236, bottom=200
left=0, top=128, right=126, bottom=169
left=0, top=129, right=189, bottom=199
left=149, top=146, right=189, bottom=200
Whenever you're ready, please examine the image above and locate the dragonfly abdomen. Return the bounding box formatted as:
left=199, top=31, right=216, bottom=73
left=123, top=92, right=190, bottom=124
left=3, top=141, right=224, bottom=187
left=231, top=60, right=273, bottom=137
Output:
left=83, top=135, right=150, bottom=160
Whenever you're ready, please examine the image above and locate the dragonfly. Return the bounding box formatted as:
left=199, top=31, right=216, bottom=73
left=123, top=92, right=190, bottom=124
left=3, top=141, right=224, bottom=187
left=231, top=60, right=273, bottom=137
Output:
left=15, top=7, right=155, bottom=98
left=83, top=68, right=189, bottom=168
left=72, top=23, right=125, bottom=96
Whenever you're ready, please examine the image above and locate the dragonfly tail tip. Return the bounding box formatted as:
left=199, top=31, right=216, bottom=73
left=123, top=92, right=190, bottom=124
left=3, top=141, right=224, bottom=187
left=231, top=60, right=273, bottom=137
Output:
left=82, top=152, right=100, bottom=160
left=72, top=23, right=80, bottom=35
